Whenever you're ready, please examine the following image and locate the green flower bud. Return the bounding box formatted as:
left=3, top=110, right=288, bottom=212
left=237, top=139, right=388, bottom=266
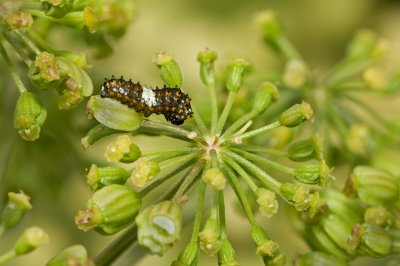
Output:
left=81, top=124, right=120, bottom=149
left=6, top=10, right=33, bottom=30
left=294, top=160, right=331, bottom=186
left=252, top=82, right=279, bottom=114
left=199, top=218, right=222, bottom=256
left=255, top=188, right=278, bottom=218
left=364, top=206, right=394, bottom=228
left=283, top=59, right=308, bottom=89
left=46, top=245, right=94, bottom=266
left=306, top=192, right=326, bottom=220
left=288, top=135, right=323, bottom=162
left=251, top=225, right=279, bottom=257
left=75, top=184, right=141, bottom=235
left=279, top=101, right=313, bottom=127
left=104, top=135, right=141, bottom=163
left=42, top=0, right=74, bottom=18
left=0, top=191, right=32, bottom=230
left=14, top=226, right=49, bottom=255
left=225, top=58, right=249, bottom=92
left=362, top=67, right=387, bottom=91
left=281, top=183, right=311, bottom=211
left=345, top=124, right=370, bottom=155
left=295, top=251, right=348, bottom=266
left=14, top=92, right=47, bottom=141
left=28, top=52, right=61, bottom=87
left=217, top=239, right=239, bottom=266
left=349, top=166, right=399, bottom=205
left=171, top=241, right=199, bottom=266
left=153, top=51, right=183, bottom=87
left=86, top=164, right=130, bottom=191
left=83, top=6, right=97, bottom=33
left=136, top=201, right=183, bottom=256
left=131, top=159, right=160, bottom=188
left=197, top=48, right=218, bottom=87
left=350, top=223, right=392, bottom=257
left=254, top=10, right=282, bottom=48
left=346, top=30, right=378, bottom=61
left=87, top=95, right=143, bottom=131
left=203, top=168, right=226, bottom=191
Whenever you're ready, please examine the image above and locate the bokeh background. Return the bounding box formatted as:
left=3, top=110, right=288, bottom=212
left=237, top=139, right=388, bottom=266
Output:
left=1, top=0, right=400, bottom=265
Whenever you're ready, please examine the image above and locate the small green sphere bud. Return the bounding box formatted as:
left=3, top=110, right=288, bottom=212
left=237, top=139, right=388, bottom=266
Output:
left=153, top=51, right=183, bottom=87
left=252, top=82, right=279, bottom=114
left=197, top=48, right=218, bottom=87
left=349, top=166, right=399, bottom=205
left=131, top=159, right=160, bottom=188
left=251, top=225, right=279, bottom=257
left=46, top=245, right=94, bottom=266
left=295, top=251, right=348, bottom=266
left=29, top=52, right=61, bottom=84
left=14, top=92, right=47, bottom=141
left=6, top=10, right=33, bottom=30
left=136, top=201, right=183, bottom=255
left=345, top=124, right=370, bottom=156
left=281, top=183, right=311, bottom=211
left=255, top=188, right=278, bottom=218
left=279, top=101, right=313, bottom=127
left=75, top=184, right=141, bottom=235
left=283, top=59, right=308, bottom=89
left=104, top=135, right=141, bottom=163
left=347, top=30, right=378, bottom=61
left=172, top=241, right=199, bottom=266
left=225, top=58, right=250, bottom=92
left=364, top=206, right=394, bottom=228
left=87, top=95, right=143, bottom=131
left=217, top=239, right=239, bottom=266
left=254, top=10, right=282, bottom=43
left=202, top=168, right=227, bottom=191
left=86, top=164, right=130, bottom=191
left=199, top=218, right=222, bottom=256
left=288, top=135, right=324, bottom=162
left=0, top=191, right=32, bottom=230
left=14, top=226, right=49, bottom=255
left=294, top=160, right=331, bottom=186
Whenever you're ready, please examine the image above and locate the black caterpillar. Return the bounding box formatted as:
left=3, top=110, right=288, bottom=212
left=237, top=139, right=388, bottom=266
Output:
left=100, top=76, right=193, bottom=125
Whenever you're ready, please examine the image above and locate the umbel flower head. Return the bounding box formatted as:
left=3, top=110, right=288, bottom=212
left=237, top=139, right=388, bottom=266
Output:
left=80, top=49, right=332, bottom=265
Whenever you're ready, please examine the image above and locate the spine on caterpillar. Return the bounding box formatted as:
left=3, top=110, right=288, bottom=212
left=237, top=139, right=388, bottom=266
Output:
left=100, top=76, right=193, bottom=125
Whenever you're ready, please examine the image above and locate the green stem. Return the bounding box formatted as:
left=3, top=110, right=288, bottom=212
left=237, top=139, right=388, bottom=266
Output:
left=208, top=83, right=219, bottom=134
left=221, top=109, right=258, bottom=140
left=215, top=91, right=237, bottom=135
left=191, top=104, right=208, bottom=136
left=221, top=162, right=257, bottom=225
left=275, top=35, right=302, bottom=61
left=13, top=29, right=41, bottom=55
left=238, top=144, right=287, bottom=157
left=172, top=159, right=206, bottom=203
left=160, top=152, right=202, bottom=171
left=26, top=29, right=55, bottom=54
left=0, top=250, right=17, bottom=265
left=190, top=180, right=207, bottom=241
left=222, top=150, right=282, bottom=195
left=222, top=121, right=281, bottom=145
left=324, top=60, right=371, bottom=88
left=222, top=155, right=258, bottom=192
left=0, top=41, right=27, bottom=93
left=231, top=148, right=295, bottom=176
left=140, top=120, right=205, bottom=144
left=142, top=147, right=200, bottom=157
left=3, top=31, right=33, bottom=66
left=218, top=191, right=227, bottom=239
left=0, top=224, right=5, bottom=237
left=210, top=149, right=218, bottom=168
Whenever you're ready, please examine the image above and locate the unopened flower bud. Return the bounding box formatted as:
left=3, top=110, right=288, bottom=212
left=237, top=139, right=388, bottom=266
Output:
left=217, top=239, right=239, bottom=266
left=345, top=124, right=370, bottom=155
left=283, top=59, right=308, bottom=89
left=251, top=225, right=279, bottom=257
left=203, top=168, right=226, bottom=190
left=349, top=223, right=392, bottom=257
left=268, top=127, right=293, bottom=149
left=252, top=82, right=279, bottom=114
left=75, top=184, right=141, bottom=235
left=279, top=101, right=313, bottom=127
left=14, top=226, right=49, bottom=255
left=136, top=201, right=183, bottom=255
left=225, top=58, right=249, bottom=92
left=364, top=206, right=394, bottom=228
left=28, top=52, right=61, bottom=87
left=131, top=159, right=160, bottom=187
left=14, top=92, right=47, bottom=141
left=199, top=218, right=222, bottom=256
left=294, top=160, right=331, bottom=186
left=255, top=188, right=278, bottom=217
left=288, top=135, right=323, bottom=162
left=0, top=191, right=32, bottom=230
left=295, top=251, right=348, bottom=266
left=197, top=48, right=218, bottom=87
left=6, top=11, right=33, bottom=30
left=171, top=241, right=199, bottom=266
left=254, top=10, right=282, bottom=45
left=346, top=30, right=378, bottom=61
left=46, top=245, right=94, bottom=266
left=349, top=166, right=399, bottom=205
left=86, top=164, right=130, bottom=191
left=81, top=124, right=120, bottom=149
left=363, top=67, right=387, bottom=91
left=104, top=135, right=141, bottom=163
left=42, top=0, right=74, bottom=18
left=87, top=95, right=143, bottom=131
left=280, top=183, right=311, bottom=211
left=153, top=51, right=182, bottom=87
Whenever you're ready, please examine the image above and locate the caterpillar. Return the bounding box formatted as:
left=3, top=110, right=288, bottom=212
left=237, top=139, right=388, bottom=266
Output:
left=100, top=76, right=193, bottom=125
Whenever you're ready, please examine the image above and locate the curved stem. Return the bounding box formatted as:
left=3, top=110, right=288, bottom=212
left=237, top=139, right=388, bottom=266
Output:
left=215, top=91, right=237, bottom=135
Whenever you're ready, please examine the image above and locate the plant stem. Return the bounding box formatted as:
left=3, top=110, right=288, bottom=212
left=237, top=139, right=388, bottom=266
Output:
left=239, top=144, right=287, bottom=157
left=0, top=250, right=16, bottom=265
left=172, top=160, right=205, bottom=203
left=218, top=191, right=227, bottom=239
left=222, top=121, right=281, bottom=145
left=191, top=104, right=208, bottom=136
left=147, top=148, right=201, bottom=163
left=190, top=180, right=207, bottom=241
left=221, top=109, right=258, bottom=139
left=208, top=83, right=219, bottom=134
left=13, top=29, right=41, bottom=55
left=0, top=41, right=27, bottom=93
left=160, top=152, right=202, bottom=171
left=215, top=91, right=237, bottom=135
left=222, top=155, right=258, bottom=193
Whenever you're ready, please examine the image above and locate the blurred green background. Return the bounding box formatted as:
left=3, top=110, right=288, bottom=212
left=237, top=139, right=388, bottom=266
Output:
left=1, top=0, right=400, bottom=265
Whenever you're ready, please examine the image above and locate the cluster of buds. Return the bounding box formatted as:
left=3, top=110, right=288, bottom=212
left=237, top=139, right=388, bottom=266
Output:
left=78, top=49, right=331, bottom=266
